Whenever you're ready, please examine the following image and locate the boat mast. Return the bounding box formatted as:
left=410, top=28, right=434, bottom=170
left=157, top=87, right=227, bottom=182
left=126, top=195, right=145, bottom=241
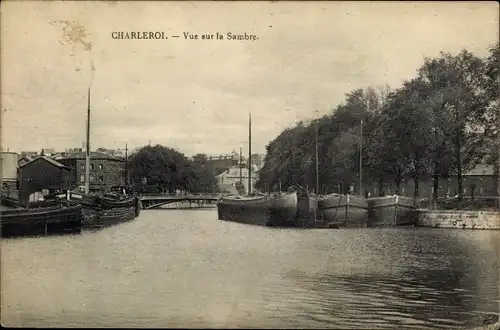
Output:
left=84, top=88, right=91, bottom=194
left=248, top=113, right=252, bottom=195
left=125, top=142, right=128, bottom=186
left=315, top=118, right=319, bottom=195
left=359, top=118, right=363, bottom=197
left=239, top=146, right=243, bottom=185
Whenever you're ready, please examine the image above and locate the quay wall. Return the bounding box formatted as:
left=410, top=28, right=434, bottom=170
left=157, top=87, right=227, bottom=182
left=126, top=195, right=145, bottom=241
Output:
left=417, top=209, right=500, bottom=229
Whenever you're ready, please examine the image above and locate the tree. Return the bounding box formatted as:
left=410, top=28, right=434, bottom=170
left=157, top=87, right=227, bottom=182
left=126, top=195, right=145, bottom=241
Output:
left=256, top=46, right=495, bottom=204
left=256, top=88, right=381, bottom=194
left=417, top=50, right=489, bottom=201
left=128, top=145, right=217, bottom=194
left=482, top=43, right=500, bottom=206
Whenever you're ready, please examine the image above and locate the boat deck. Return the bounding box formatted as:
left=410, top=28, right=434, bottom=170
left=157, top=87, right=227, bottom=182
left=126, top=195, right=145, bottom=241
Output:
left=0, top=205, right=24, bottom=211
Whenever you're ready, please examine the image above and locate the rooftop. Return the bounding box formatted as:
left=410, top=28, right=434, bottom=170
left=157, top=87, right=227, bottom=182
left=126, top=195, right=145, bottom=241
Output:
left=19, top=156, right=70, bottom=170
left=54, top=151, right=124, bottom=161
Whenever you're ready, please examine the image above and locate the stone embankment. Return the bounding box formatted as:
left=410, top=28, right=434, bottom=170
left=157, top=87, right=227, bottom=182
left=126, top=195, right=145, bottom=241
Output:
left=417, top=210, right=500, bottom=229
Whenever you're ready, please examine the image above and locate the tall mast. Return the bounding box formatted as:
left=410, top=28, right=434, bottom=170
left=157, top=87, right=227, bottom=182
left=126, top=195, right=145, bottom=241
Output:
left=125, top=142, right=129, bottom=186
left=239, top=146, right=242, bottom=185
left=359, top=118, right=363, bottom=197
left=84, top=88, right=91, bottom=194
left=248, top=113, right=252, bottom=195
left=315, top=119, right=319, bottom=195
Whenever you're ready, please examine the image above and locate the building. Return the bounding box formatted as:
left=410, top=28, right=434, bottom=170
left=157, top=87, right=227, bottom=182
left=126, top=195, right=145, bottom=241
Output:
left=215, top=165, right=259, bottom=194
left=17, top=155, right=33, bottom=166
left=55, top=151, right=126, bottom=193
left=40, top=148, right=56, bottom=156
left=362, top=164, right=496, bottom=198
left=18, top=156, right=73, bottom=204
left=20, top=151, right=38, bottom=158
left=206, top=152, right=240, bottom=170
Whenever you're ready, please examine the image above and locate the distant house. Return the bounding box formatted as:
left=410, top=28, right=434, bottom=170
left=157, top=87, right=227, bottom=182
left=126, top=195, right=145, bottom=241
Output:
left=461, top=164, right=496, bottom=196
left=363, top=163, right=496, bottom=198
left=215, top=166, right=258, bottom=194
left=20, top=151, right=38, bottom=158
left=206, top=153, right=240, bottom=171
left=41, top=148, right=56, bottom=156
left=18, top=156, right=73, bottom=205
left=17, top=155, right=33, bottom=166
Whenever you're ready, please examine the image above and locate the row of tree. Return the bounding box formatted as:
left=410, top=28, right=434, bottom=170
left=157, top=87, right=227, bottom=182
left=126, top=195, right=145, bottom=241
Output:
left=128, top=145, right=218, bottom=194
left=255, top=44, right=499, bottom=201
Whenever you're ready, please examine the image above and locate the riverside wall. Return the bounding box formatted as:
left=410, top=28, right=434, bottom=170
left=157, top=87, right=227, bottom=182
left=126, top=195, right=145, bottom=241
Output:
left=417, top=209, right=500, bottom=229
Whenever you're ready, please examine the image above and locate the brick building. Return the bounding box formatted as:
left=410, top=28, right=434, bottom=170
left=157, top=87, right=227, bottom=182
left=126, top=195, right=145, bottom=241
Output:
left=55, top=151, right=126, bottom=193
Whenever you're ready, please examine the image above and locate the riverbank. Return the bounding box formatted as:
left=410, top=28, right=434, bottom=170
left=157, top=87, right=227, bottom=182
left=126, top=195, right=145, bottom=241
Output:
left=416, top=210, right=500, bottom=230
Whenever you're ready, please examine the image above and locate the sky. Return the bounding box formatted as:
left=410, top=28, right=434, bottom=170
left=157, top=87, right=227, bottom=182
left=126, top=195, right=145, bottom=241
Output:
left=1, top=1, right=498, bottom=157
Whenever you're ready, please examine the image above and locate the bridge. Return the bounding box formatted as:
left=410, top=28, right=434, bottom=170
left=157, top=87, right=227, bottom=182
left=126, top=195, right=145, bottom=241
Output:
left=139, top=194, right=221, bottom=210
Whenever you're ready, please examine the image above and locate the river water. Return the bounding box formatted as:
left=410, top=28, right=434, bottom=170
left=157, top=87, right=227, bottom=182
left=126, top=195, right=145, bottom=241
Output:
left=1, top=209, right=499, bottom=328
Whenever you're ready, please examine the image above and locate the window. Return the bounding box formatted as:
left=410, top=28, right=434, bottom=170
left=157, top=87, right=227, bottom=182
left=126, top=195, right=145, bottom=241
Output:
left=80, top=163, right=84, bottom=169
left=98, top=164, right=103, bottom=170
left=99, top=175, right=104, bottom=183
left=80, top=175, right=84, bottom=183
left=90, top=164, right=94, bottom=170
left=90, top=175, right=95, bottom=183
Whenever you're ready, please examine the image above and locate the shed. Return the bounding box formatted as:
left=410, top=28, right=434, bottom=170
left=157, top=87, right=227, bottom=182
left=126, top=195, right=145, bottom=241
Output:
left=18, top=156, right=74, bottom=205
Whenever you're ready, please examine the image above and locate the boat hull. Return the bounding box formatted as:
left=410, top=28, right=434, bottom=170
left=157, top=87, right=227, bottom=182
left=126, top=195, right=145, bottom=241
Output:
left=318, top=194, right=368, bottom=228
left=269, top=192, right=300, bottom=227
left=46, top=192, right=141, bottom=229
left=217, top=195, right=272, bottom=226
left=1, top=202, right=84, bottom=237
left=217, top=191, right=318, bottom=228
left=367, top=195, right=416, bottom=227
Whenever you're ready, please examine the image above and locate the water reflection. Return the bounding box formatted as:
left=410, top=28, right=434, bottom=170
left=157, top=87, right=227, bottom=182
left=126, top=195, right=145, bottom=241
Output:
left=281, top=273, right=497, bottom=329
left=1, top=211, right=498, bottom=328
left=280, top=228, right=499, bottom=329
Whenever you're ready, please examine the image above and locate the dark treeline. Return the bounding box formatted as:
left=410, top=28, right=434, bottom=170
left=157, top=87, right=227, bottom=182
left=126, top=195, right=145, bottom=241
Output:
left=256, top=44, right=499, bottom=201
left=128, top=145, right=218, bottom=194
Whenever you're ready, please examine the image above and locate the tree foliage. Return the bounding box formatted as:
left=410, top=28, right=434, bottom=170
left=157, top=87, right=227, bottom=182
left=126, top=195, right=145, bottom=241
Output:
left=128, top=145, right=218, bottom=194
left=255, top=45, right=498, bottom=199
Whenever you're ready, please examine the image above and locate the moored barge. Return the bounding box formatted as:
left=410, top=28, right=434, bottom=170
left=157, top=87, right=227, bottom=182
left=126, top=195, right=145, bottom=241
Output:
left=317, top=194, right=369, bottom=228
left=367, top=195, right=417, bottom=227
left=1, top=198, right=84, bottom=237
